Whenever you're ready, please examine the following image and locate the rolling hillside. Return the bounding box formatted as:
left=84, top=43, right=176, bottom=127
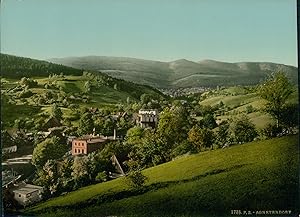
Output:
left=26, top=135, right=299, bottom=217
left=49, top=56, right=298, bottom=88
left=0, top=54, right=165, bottom=127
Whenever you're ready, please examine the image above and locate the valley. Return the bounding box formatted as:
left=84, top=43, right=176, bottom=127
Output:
left=1, top=53, right=298, bottom=217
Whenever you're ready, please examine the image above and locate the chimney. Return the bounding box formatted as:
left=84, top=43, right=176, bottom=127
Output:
left=113, top=128, right=117, bottom=140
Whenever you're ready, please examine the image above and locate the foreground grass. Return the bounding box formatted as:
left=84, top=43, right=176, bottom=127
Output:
left=26, top=135, right=299, bottom=217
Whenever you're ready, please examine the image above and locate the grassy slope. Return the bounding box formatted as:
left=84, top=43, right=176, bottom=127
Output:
left=27, top=135, right=299, bottom=217
left=198, top=86, right=292, bottom=129
left=1, top=75, right=163, bottom=127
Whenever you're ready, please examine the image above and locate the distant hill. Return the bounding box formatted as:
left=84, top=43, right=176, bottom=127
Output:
left=49, top=56, right=298, bottom=88
left=0, top=54, right=164, bottom=109
left=1, top=53, right=83, bottom=78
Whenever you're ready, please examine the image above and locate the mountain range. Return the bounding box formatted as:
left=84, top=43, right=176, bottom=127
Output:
left=49, top=56, right=298, bottom=89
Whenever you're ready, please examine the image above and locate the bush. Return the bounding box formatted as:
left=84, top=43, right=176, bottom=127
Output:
left=95, top=171, right=108, bottom=183
left=261, top=124, right=283, bottom=138
left=171, top=140, right=196, bottom=158
left=126, top=169, right=147, bottom=189
left=18, top=90, right=33, bottom=98
left=245, top=105, right=255, bottom=114
left=19, top=77, right=38, bottom=88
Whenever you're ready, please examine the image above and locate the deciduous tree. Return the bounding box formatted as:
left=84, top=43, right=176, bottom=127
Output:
left=32, top=136, right=68, bottom=168
left=258, top=72, right=294, bottom=126
left=232, top=115, right=257, bottom=144
left=188, top=126, right=214, bottom=151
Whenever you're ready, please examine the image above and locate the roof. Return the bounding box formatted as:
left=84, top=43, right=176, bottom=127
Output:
left=74, top=135, right=109, bottom=144
left=138, top=109, right=158, bottom=115
left=12, top=183, right=43, bottom=195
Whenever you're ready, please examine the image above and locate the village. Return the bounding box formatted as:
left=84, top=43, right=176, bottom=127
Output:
left=2, top=108, right=160, bottom=208
left=1, top=71, right=298, bottom=215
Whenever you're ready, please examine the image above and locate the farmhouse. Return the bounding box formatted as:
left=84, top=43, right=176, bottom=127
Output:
left=72, top=134, right=116, bottom=156
left=10, top=182, right=43, bottom=207
left=136, top=109, right=158, bottom=128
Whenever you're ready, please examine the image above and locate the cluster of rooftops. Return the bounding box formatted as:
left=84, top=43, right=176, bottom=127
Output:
left=3, top=109, right=159, bottom=207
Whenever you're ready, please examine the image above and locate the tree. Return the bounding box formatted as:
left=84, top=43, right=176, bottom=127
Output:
left=157, top=106, right=190, bottom=147
left=258, top=72, right=294, bottom=126
left=32, top=136, right=68, bottom=168
left=216, top=120, right=230, bottom=145
left=140, top=93, right=152, bottom=105
left=129, top=129, right=170, bottom=168
left=72, top=156, right=90, bottom=187
left=124, top=126, right=144, bottom=146
left=34, top=160, right=60, bottom=196
left=188, top=126, right=214, bottom=151
left=78, top=112, right=94, bottom=135
left=51, top=103, right=63, bottom=121
left=58, top=157, right=74, bottom=191
left=14, top=118, right=26, bottom=130
left=201, top=114, right=217, bottom=129
left=125, top=169, right=147, bottom=189
left=280, top=103, right=298, bottom=129
left=232, top=115, right=257, bottom=144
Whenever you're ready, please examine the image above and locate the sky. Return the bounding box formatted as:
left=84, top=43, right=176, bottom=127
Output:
left=0, top=0, right=298, bottom=66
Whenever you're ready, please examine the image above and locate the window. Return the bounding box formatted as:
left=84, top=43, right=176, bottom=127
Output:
left=18, top=194, right=21, bottom=197
left=82, top=149, right=84, bottom=154
left=75, top=149, right=77, bottom=153
left=75, top=142, right=77, bottom=146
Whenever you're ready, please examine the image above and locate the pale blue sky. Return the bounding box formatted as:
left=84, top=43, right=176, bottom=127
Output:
left=0, top=0, right=298, bottom=66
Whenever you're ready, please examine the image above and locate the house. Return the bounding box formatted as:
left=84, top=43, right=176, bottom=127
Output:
left=42, top=116, right=62, bottom=131
left=136, top=109, right=159, bottom=128
left=10, top=182, right=43, bottom=207
left=110, top=154, right=125, bottom=178
left=72, top=135, right=115, bottom=156
left=3, top=145, right=17, bottom=154
left=1, top=130, right=16, bottom=148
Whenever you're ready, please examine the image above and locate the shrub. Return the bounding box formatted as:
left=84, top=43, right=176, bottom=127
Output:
left=261, top=124, right=283, bottom=138
left=171, top=140, right=196, bottom=158
left=95, top=171, right=108, bottom=183
left=245, top=105, right=255, bottom=114
left=18, top=90, right=33, bottom=98
left=126, top=169, right=147, bottom=189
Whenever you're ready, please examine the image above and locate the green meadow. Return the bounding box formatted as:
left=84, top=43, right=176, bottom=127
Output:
left=26, top=135, right=299, bottom=217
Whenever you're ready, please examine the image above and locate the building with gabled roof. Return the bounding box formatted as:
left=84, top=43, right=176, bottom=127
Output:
left=71, top=134, right=117, bottom=156
left=136, top=109, right=159, bottom=128
left=10, top=182, right=43, bottom=207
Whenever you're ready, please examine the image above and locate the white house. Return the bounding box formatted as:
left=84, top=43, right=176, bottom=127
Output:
left=136, top=109, right=159, bottom=128
left=2, top=145, right=17, bottom=154
left=11, top=182, right=43, bottom=207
